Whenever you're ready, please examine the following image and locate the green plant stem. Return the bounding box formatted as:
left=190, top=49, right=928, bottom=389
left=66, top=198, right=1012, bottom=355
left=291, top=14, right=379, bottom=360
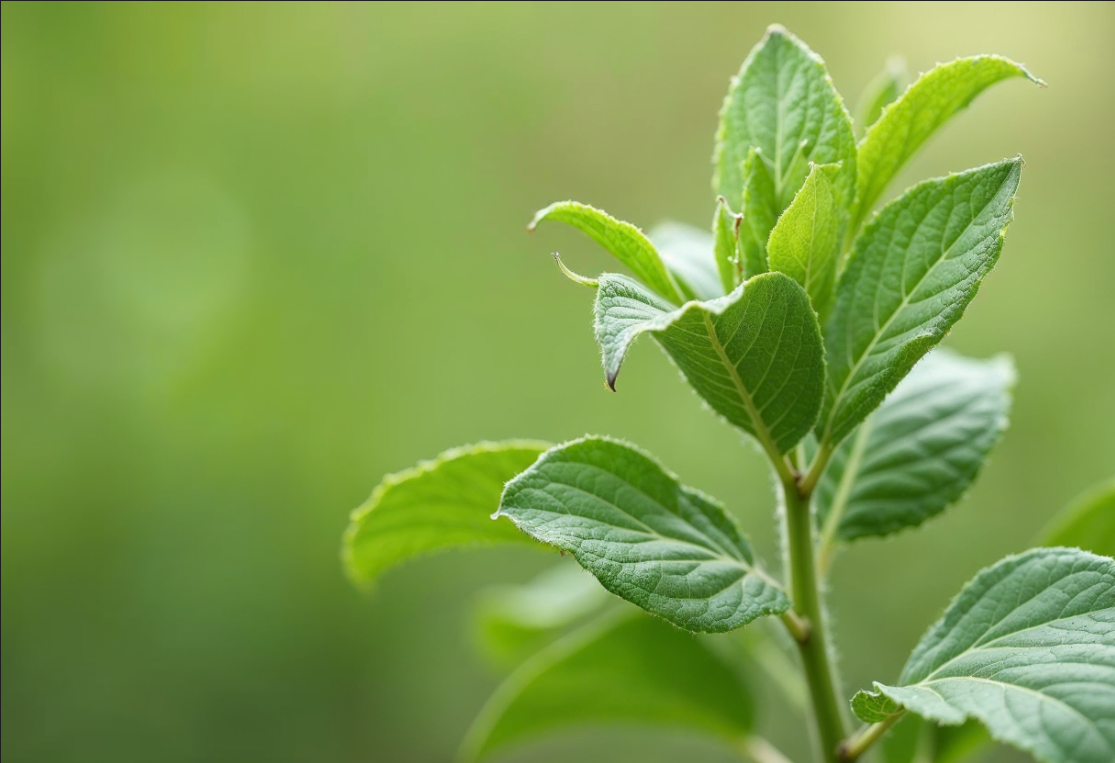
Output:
left=738, top=735, right=799, bottom=763
left=783, top=479, right=847, bottom=763
left=837, top=714, right=905, bottom=762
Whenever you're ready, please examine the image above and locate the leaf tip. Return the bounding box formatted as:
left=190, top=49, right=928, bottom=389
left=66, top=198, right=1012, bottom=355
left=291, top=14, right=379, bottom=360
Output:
left=552, top=252, right=598, bottom=287
left=605, top=372, right=618, bottom=392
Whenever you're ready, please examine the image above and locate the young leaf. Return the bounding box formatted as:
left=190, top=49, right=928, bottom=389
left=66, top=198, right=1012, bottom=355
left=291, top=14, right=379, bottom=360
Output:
left=737, top=147, right=778, bottom=278
left=595, top=271, right=825, bottom=455
left=494, top=437, right=790, bottom=633
left=852, top=547, right=1115, bottom=763
left=855, top=57, right=908, bottom=137
left=853, top=56, right=1042, bottom=233
left=529, top=201, right=683, bottom=303
left=713, top=200, right=740, bottom=294
left=820, top=158, right=1022, bottom=449
left=767, top=162, right=844, bottom=320
left=648, top=221, right=724, bottom=301
left=459, top=610, right=752, bottom=761
left=815, top=350, right=1015, bottom=543
left=1041, top=478, right=1115, bottom=557
left=343, top=441, right=550, bottom=585
left=714, top=25, right=856, bottom=223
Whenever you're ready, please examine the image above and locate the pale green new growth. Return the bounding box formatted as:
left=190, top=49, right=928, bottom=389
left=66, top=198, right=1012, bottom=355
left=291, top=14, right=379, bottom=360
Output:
left=529, top=201, right=683, bottom=303
left=594, top=272, right=824, bottom=455
left=821, top=159, right=1021, bottom=449
left=714, top=199, right=740, bottom=293
left=855, top=57, right=908, bottom=136
left=852, top=56, right=1042, bottom=235
left=853, top=548, right=1115, bottom=763
left=1041, top=478, right=1115, bottom=557
left=343, top=441, right=549, bottom=585
left=737, top=147, right=779, bottom=278
left=495, top=437, right=790, bottom=632
left=767, top=162, right=844, bottom=320
left=648, top=221, right=724, bottom=301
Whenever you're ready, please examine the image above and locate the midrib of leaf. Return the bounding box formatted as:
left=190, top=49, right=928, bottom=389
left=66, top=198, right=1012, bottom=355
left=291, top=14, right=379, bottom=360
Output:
left=824, top=187, right=1002, bottom=445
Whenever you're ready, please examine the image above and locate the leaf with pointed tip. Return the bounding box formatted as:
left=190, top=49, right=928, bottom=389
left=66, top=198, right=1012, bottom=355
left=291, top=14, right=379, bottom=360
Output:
left=856, top=57, right=908, bottom=137
left=767, top=162, right=844, bottom=320
left=459, top=610, right=752, bottom=762
left=737, top=147, right=778, bottom=279
left=815, top=350, right=1015, bottom=542
left=820, top=159, right=1022, bottom=449
left=495, top=437, right=790, bottom=633
left=649, top=221, right=724, bottom=301
left=529, top=201, right=682, bottom=303
left=714, top=201, right=741, bottom=294
left=852, top=547, right=1115, bottom=763
left=853, top=56, right=1042, bottom=234
left=594, top=272, right=825, bottom=454
left=343, top=441, right=550, bottom=585
left=1041, top=478, right=1115, bottom=557
left=714, top=25, right=856, bottom=229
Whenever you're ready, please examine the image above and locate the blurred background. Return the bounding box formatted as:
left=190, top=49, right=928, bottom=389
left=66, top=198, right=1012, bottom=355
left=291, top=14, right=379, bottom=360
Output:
left=3, top=2, right=1113, bottom=762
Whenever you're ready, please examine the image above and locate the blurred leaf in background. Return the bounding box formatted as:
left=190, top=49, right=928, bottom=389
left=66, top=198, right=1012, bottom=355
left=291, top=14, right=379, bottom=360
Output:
left=3, top=2, right=1114, bottom=762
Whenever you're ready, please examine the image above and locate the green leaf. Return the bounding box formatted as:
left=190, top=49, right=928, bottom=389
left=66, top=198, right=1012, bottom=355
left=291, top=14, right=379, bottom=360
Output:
left=819, top=158, right=1022, bottom=449
left=880, top=718, right=989, bottom=763
left=459, top=610, right=752, bottom=761
left=815, top=350, right=1015, bottom=542
left=529, top=200, right=683, bottom=303
left=767, top=162, right=844, bottom=320
left=855, top=56, right=908, bottom=137
left=1041, top=478, right=1115, bottom=557
left=648, top=221, right=724, bottom=301
left=495, top=437, right=790, bottom=633
left=714, top=25, right=856, bottom=223
left=713, top=200, right=740, bottom=294
left=737, top=147, right=778, bottom=279
left=853, top=56, right=1042, bottom=234
left=473, top=562, right=611, bottom=667
left=852, top=547, right=1115, bottom=763
left=594, top=271, right=825, bottom=454
left=343, top=441, right=550, bottom=585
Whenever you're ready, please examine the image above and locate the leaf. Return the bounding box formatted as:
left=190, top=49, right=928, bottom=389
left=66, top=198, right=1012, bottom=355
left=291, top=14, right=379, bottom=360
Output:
left=648, top=221, right=724, bottom=301
left=495, top=437, right=790, bottom=633
left=853, top=56, right=1042, bottom=234
left=1041, top=478, right=1115, bottom=557
left=737, top=147, right=778, bottom=279
left=474, top=562, right=611, bottom=667
left=459, top=610, right=752, bottom=761
left=815, top=350, right=1015, bottom=542
left=714, top=24, right=856, bottom=224
left=714, top=200, right=740, bottom=294
left=819, top=158, right=1022, bottom=449
left=529, top=200, right=683, bottom=303
left=852, top=547, right=1115, bottom=763
left=594, top=271, right=825, bottom=454
left=343, top=441, right=550, bottom=585
left=855, top=56, right=908, bottom=136
left=880, top=718, right=989, bottom=763
left=767, top=162, right=844, bottom=320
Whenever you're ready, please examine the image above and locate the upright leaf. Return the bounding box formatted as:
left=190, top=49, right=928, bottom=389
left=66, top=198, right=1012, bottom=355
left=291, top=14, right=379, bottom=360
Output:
left=715, top=24, right=856, bottom=221
left=648, top=221, right=724, bottom=301
left=853, top=547, right=1115, bottom=763
left=1041, top=478, right=1115, bottom=557
left=343, top=441, right=550, bottom=585
left=459, top=611, right=752, bottom=761
left=529, top=201, right=683, bottom=303
left=855, top=57, right=908, bottom=136
left=767, top=162, right=844, bottom=319
left=495, top=437, right=790, bottom=633
left=713, top=200, right=740, bottom=294
left=736, top=147, right=778, bottom=278
left=853, top=56, right=1042, bottom=233
left=820, top=159, right=1021, bottom=448
left=595, top=272, right=824, bottom=454
left=815, top=350, right=1015, bottom=542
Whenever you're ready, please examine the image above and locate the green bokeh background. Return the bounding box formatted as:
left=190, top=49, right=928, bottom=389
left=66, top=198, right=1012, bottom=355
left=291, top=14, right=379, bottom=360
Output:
left=3, top=2, right=1113, bottom=762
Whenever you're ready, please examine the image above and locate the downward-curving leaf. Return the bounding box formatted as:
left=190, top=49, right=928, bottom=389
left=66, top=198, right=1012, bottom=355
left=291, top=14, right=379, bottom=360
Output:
left=820, top=158, right=1022, bottom=449
left=649, top=221, right=724, bottom=301
left=1041, top=478, right=1115, bottom=557
left=815, top=350, right=1015, bottom=542
left=853, top=56, right=1042, bottom=233
left=495, top=437, right=790, bottom=633
left=343, top=441, right=550, bottom=585
left=855, top=57, right=908, bottom=137
left=459, top=610, right=752, bottom=761
left=853, top=547, right=1115, bottom=763
left=594, top=272, right=825, bottom=454
left=714, top=24, right=856, bottom=224
left=767, top=162, right=844, bottom=320
left=529, top=201, right=683, bottom=303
